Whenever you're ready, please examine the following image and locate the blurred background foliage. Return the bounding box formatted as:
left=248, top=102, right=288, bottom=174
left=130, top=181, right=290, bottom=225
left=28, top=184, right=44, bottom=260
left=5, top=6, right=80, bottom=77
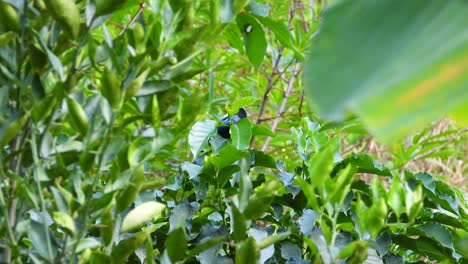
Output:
left=0, top=0, right=466, bottom=263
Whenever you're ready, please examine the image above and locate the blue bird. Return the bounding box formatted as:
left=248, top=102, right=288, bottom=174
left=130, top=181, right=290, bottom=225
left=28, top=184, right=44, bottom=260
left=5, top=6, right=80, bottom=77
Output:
left=217, top=108, right=247, bottom=139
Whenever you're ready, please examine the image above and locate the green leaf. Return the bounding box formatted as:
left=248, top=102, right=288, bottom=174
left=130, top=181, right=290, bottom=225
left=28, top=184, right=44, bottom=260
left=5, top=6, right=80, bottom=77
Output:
left=229, top=203, right=247, bottom=242
left=208, top=144, right=249, bottom=172
left=416, top=222, right=455, bottom=252
left=236, top=13, right=267, bottom=69
left=311, top=138, right=340, bottom=181
left=188, top=120, right=217, bottom=157
left=176, top=92, right=203, bottom=131
left=338, top=240, right=370, bottom=263
left=116, top=166, right=145, bottom=212
left=0, top=111, right=30, bottom=148
left=111, top=229, right=151, bottom=264
left=231, top=118, right=252, bottom=150
left=90, top=251, right=112, bottom=263
left=235, top=237, right=260, bottom=264
left=303, top=0, right=468, bottom=142
left=248, top=0, right=270, bottom=17
left=28, top=220, right=57, bottom=261
left=34, top=31, right=65, bottom=80
left=251, top=124, right=274, bottom=137
left=51, top=211, right=75, bottom=235
left=258, top=232, right=290, bottom=250
left=218, top=165, right=240, bottom=188
left=135, top=80, right=172, bottom=96
left=121, top=202, right=165, bottom=233
left=181, top=162, right=202, bottom=179
left=228, top=96, right=258, bottom=115
left=393, top=235, right=454, bottom=260
left=151, top=95, right=161, bottom=130
left=0, top=32, right=15, bottom=46
left=256, top=17, right=302, bottom=59
left=75, top=238, right=102, bottom=253
left=252, top=150, right=276, bottom=168
left=128, top=137, right=154, bottom=168
left=188, top=236, right=226, bottom=257
left=387, top=176, right=404, bottom=219
left=243, top=195, right=273, bottom=219
left=280, top=241, right=301, bottom=260
left=166, top=228, right=187, bottom=262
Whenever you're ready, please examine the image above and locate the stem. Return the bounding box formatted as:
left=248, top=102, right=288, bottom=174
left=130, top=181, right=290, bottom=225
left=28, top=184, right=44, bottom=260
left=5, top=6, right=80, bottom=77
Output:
left=68, top=113, right=116, bottom=262
left=255, top=47, right=284, bottom=125
left=405, top=127, right=468, bottom=166
left=30, top=132, right=55, bottom=261
left=0, top=160, right=19, bottom=262
left=207, top=49, right=214, bottom=104
left=118, top=2, right=146, bottom=37
left=261, top=62, right=301, bottom=151
left=327, top=205, right=340, bottom=262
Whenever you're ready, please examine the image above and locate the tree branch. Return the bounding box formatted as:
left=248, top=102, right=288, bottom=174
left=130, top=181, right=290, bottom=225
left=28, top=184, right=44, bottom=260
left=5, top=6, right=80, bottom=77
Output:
left=261, top=61, right=301, bottom=151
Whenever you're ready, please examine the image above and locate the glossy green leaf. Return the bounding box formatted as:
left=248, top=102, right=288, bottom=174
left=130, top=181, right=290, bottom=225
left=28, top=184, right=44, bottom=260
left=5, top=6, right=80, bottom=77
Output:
left=231, top=118, right=252, bottom=150
left=188, top=120, right=217, bottom=157
left=303, top=0, right=468, bottom=142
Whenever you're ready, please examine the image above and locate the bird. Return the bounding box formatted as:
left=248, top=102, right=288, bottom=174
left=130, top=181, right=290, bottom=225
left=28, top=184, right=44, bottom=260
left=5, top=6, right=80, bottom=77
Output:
left=216, top=108, right=247, bottom=139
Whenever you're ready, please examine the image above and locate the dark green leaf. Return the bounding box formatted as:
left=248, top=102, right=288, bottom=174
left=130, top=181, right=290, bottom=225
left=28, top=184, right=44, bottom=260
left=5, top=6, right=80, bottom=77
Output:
left=235, top=237, right=259, bottom=264
left=166, top=228, right=187, bottom=262
left=229, top=203, right=247, bottom=242
left=236, top=13, right=267, bottom=69
left=208, top=144, right=249, bottom=172
left=111, top=230, right=150, bottom=264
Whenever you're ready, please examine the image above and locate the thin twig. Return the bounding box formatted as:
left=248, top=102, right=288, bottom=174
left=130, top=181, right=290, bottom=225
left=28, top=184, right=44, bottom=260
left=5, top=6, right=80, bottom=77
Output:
left=107, top=20, right=125, bottom=30
left=256, top=46, right=284, bottom=124
left=118, top=2, right=146, bottom=37
left=342, top=136, right=372, bottom=155
left=262, top=61, right=301, bottom=151
left=406, top=127, right=468, bottom=165
left=258, top=111, right=313, bottom=122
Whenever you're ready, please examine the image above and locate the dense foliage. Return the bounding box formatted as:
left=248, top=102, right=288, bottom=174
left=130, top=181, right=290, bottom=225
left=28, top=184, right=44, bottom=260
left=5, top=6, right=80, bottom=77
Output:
left=0, top=0, right=466, bottom=263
